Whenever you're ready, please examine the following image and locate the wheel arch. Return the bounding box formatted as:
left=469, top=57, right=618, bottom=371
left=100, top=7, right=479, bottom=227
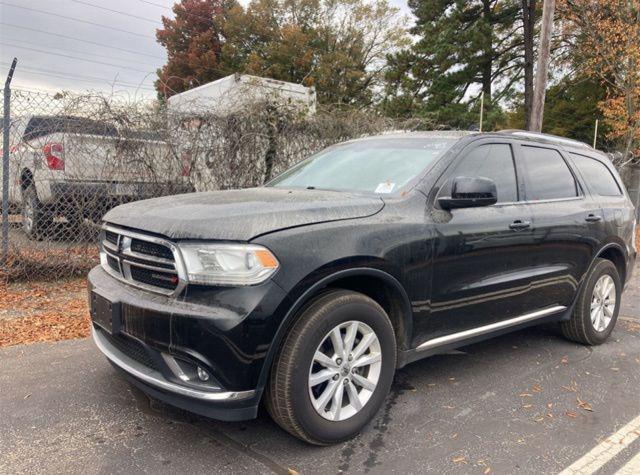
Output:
left=560, top=242, right=628, bottom=322
left=256, top=267, right=413, bottom=395
left=20, top=168, right=34, bottom=191
left=596, top=243, right=627, bottom=284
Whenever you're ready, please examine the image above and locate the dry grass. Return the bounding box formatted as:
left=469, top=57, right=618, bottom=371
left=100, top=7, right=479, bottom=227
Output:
left=0, top=278, right=90, bottom=347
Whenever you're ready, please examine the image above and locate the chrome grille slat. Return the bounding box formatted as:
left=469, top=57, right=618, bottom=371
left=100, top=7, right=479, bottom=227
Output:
left=122, top=259, right=176, bottom=274
left=100, top=224, right=187, bottom=296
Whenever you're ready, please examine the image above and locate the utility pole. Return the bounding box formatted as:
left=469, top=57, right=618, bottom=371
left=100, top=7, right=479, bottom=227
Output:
left=530, top=0, right=556, bottom=132
left=522, top=0, right=536, bottom=130
left=479, top=91, right=484, bottom=132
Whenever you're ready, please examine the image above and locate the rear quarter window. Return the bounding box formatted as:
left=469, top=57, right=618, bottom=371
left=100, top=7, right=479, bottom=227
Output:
left=570, top=153, right=622, bottom=196
left=520, top=146, right=578, bottom=201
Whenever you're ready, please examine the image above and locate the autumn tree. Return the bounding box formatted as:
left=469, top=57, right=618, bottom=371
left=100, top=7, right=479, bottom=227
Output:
left=559, top=0, right=640, bottom=161
left=155, top=0, right=239, bottom=97
left=155, top=0, right=408, bottom=106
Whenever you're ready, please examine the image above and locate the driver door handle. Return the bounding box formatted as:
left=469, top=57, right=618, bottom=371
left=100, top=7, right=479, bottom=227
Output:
left=509, top=220, right=531, bottom=230
left=585, top=214, right=602, bottom=223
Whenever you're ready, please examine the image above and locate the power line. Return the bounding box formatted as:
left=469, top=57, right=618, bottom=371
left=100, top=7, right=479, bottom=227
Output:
left=0, top=36, right=160, bottom=68
left=1, top=62, right=156, bottom=91
left=0, top=2, right=156, bottom=40
left=0, top=23, right=165, bottom=60
left=137, top=0, right=214, bottom=24
left=69, top=0, right=163, bottom=25
left=0, top=41, right=155, bottom=75
left=0, top=62, right=155, bottom=88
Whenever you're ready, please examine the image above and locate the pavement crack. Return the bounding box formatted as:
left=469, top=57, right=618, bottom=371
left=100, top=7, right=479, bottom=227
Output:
left=193, top=422, right=290, bottom=474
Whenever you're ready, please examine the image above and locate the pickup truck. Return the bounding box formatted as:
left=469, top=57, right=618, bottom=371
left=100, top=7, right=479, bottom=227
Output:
left=1, top=115, right=192, bottom=239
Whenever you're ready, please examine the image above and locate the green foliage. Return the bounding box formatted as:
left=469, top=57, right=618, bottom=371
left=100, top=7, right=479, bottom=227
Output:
left=506, top=76, right=609, bottom=147
left=155, top=0, right=409, bottom=106
left=382, top=0, right=522, bottom=130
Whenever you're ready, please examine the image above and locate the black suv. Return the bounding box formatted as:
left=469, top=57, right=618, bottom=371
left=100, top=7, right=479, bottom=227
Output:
left=88, top=131, right=637, bottom=444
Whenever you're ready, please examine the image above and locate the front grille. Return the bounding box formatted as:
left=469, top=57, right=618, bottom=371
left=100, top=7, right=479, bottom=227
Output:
left=131, top=266, right=177, bottom=290
left=101, top=226, right=181, bottom=295
left=105, top=230, right=119, bottom=246
left=106, top=254, right=120, bottom=273
left=131, top=239, right=174, bottom=260
left=101, top=329, right=159, bottom=371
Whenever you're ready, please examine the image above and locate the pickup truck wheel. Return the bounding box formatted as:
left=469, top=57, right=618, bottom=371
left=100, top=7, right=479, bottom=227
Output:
left=22, top=186, right=51, bottom=240
left=561, top=258, right=621, bottom=345
left=266, top=290, right=396, bottom=445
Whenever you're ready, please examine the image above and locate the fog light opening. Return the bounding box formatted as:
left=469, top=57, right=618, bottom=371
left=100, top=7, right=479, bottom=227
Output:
left=197, top=366, right=210, bottom=382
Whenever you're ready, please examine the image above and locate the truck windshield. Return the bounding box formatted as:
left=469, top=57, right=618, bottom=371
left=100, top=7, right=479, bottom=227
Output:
left=268, top=138, right=456, bottom=193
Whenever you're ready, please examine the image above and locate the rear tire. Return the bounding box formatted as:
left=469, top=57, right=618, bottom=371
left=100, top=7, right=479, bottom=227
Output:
left=561, top=258, right=621, bottom=345
left=266, top=290, right=397, bottom=445
left=22, top=186, right=51, bottom=240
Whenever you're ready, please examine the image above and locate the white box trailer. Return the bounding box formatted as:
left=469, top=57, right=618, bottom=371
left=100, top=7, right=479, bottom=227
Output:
left=167, top=74, right=316, bottom=116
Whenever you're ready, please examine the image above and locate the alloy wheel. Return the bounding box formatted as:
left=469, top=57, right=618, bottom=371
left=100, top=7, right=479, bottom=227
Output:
left=308, top=320, right=382, bottom=421
left=591, top=274, right=616, bottom=332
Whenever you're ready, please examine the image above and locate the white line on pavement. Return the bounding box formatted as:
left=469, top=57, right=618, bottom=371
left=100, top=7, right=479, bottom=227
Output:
left=558, top=413, right=640, bottom=475
left=616, top=449, right=640, bottom=475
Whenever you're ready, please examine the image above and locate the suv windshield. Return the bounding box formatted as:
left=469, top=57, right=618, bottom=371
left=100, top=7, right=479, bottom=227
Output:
left=269, top=137, right=456, bottom=193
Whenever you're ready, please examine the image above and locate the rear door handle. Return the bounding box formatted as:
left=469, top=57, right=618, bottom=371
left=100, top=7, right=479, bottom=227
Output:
left=509, top=220, right=531, bottom=230
left=585, top=214, right=602, bottom=223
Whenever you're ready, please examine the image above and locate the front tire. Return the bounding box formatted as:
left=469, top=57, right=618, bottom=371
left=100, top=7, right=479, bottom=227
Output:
left=266, top=290, right=397, bottom=445
left=561, top=258, right=621, bottom=345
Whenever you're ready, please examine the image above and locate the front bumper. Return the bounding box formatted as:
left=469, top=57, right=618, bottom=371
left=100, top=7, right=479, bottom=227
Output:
left=92, top=326, right=258, bottom=420
left=88, top=265, right=290, bottom=421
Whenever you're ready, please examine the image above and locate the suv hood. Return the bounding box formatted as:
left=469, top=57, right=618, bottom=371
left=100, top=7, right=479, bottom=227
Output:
left=104, top=187, right=384, bottom=241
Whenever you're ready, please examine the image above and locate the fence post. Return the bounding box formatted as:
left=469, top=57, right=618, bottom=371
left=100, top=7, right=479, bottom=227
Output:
left=2, top=58, right=17, bottom=269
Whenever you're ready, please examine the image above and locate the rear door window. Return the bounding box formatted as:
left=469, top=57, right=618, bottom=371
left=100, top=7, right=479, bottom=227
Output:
left=451, top=143, right=518, bottom=203
left=570, top=153, right=622, bottom=196
left=520, top=146, right=578, bottom=201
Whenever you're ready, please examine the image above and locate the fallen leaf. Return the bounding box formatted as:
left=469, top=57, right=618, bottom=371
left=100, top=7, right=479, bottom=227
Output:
left=450, top=433, right=458, bottom=439
left=561, top=356, right=568, bottom=364
left=532, top=385, right=542, bottom=392
left=452, top=456, right=467, bottom=464
left=577, top=397, right=593, bottom=412
left=523, top=404, right=533, bottom=409
left=442, top=405, right=456, bottom=409
left=566, top=411, right=578, bottom=418
left=288, top=469, right=299, bottom=475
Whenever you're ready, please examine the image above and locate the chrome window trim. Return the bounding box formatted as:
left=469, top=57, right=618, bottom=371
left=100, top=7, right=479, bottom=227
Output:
left=520, top=196, right=585, bottom=205
left=92, top=327, right=255, bottom=402
left=100, top=224, right=188, bottom=297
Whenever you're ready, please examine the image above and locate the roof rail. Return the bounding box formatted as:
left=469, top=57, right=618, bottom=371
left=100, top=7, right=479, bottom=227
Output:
left=499, top=129, right=591, bottom=149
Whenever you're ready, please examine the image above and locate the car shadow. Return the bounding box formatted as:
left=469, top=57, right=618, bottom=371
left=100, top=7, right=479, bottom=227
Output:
left=117, top=323, right=602, bottom=468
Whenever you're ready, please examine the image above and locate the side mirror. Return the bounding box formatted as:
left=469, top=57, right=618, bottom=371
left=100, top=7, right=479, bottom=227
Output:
left=438, top=176, right=498, bottom=210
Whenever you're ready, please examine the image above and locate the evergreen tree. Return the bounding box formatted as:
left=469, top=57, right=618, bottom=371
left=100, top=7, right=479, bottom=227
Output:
left=383, top=0, right=523, bottom=129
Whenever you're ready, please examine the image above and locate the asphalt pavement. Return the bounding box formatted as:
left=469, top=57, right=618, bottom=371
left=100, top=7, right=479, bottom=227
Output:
left=1, top=265, right=639, bottom=474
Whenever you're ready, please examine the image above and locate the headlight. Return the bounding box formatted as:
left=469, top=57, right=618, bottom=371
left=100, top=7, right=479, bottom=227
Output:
left=178, top=243, right=279, bottom=286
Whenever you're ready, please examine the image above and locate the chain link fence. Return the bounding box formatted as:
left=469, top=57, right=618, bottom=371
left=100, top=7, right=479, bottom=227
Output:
left=1, top=86, right=425, bottom=282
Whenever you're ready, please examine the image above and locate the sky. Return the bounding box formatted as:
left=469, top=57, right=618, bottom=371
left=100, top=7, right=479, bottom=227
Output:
left=0, top=0, right=412, bottom=98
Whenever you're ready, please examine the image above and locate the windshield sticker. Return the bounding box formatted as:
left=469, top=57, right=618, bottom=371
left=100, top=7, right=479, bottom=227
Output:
left=375, top=182, right=396, bottom=194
